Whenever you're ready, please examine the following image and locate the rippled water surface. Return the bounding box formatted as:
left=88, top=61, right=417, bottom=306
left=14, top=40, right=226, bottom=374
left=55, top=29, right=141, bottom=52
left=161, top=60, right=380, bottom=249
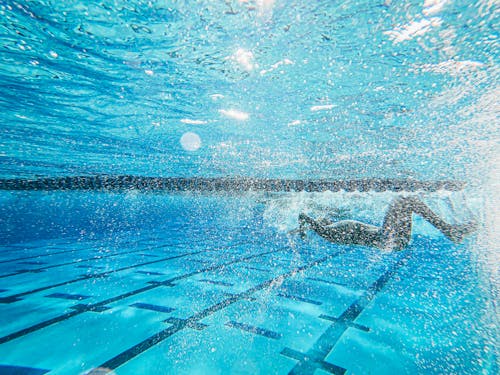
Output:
left=0, top=0, right=498, bottom=179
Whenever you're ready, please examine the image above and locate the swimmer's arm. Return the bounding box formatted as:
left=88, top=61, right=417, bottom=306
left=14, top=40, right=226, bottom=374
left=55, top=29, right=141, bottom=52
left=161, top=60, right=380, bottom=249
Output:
left=287, top=228, right=302, bottom=235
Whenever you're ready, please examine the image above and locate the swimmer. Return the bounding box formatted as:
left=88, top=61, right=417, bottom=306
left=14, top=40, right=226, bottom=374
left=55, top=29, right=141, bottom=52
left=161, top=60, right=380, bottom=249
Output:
left=290, top=196, right=477, bottom=251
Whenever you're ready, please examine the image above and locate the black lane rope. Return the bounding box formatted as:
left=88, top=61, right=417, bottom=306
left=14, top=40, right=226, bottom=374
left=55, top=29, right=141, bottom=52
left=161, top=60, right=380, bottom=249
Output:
left=0, top=176, right=465, bottom=193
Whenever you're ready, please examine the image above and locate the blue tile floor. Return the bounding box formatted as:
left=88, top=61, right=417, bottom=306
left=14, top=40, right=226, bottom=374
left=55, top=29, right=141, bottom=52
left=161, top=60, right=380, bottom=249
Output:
left=0, top=226, right=497, bottom=374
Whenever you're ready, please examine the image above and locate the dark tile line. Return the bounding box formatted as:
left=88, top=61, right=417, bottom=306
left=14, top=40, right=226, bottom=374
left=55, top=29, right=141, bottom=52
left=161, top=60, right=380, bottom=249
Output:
left=71, top=303, right=110, bottom=313
left=222, top=292, right=257, bottom=302
left=0, top=242, right=74, bottom=254
left=318, top=315, right=370, bottom=332
left=0, top=235, right=213, bottom=265
left=46, top=292, right=90, bottom=301
left=130, top=303, right=175, bottom=314
left=0, top=251, right=202, bottom=304
left=225, top=320, right=282, bottom=339
left=0, top=247, right=85, bottom=265
left=18, top=261, right=46, bottom=265
left=281, top=348, right=346, bottom=375
left=199, top=279, right=234, bottom=287
left=282, top=251, right=412, bottom=375
left=305, top=277, right=347, bottom=287
left=277, top=293, right=323, bottom=306
left=0, top=241, right=250, bottom=303
left=0, top=247, right=279, bottom=344
left=0, top=245, right=175, bottom=279
left=93, top=249, right=283, bottom=309
left=135, top=270, right=165, bottom=276
left=0, top=239, right=144, bottom=263
left=94, top=249, right=345, bottom=372
left=0, top=309, right=83, bottom=345
left=164, top=317, right=208, bottom=331
left=244, top=266, right=271, bottom=272
left=0, top=364, right=50, bottom=375
left=76, top=265, right=105, bottom=269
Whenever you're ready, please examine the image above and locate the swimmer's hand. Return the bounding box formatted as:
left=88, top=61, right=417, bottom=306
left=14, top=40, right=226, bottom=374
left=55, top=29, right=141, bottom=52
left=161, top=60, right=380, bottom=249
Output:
left=288, top=228, right=307, bottom=239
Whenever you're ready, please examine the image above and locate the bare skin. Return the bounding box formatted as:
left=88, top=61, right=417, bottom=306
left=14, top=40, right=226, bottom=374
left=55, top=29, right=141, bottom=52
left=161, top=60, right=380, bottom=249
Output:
left=292, top=196, right=477, bottom=251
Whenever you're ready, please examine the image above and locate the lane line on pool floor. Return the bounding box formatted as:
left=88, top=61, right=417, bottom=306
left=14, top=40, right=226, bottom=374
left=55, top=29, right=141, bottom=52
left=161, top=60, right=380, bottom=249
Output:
left=93, top=249, right=347, bottom=372
left=0, top=224, right=242, bottom=269
left=0, top=240, right=251, bottom=303
left=281, top=251, right=412, bottom=375
left=0, top=238, right=191, bottom=265
left=0, top=246, right=285, bottom=344
left=0, top=246, right=172, bottom=279
left=0, top=223, right=242, bottom=265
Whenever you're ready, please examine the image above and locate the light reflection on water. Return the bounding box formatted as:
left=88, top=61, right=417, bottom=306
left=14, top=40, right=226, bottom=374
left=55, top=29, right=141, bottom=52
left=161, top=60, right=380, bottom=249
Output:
left=0, top=0, right=497, bottom=181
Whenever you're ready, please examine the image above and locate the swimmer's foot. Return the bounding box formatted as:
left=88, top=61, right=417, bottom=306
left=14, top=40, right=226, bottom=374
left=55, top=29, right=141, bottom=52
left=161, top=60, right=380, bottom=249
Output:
left=447, top=221, right=478, bottom=243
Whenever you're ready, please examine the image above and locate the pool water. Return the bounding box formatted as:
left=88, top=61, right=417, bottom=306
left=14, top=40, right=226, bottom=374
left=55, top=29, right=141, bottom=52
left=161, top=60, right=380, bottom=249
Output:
left=0, top=191, right=497, bottom=374
left=0, top=0, right=499, bottom=374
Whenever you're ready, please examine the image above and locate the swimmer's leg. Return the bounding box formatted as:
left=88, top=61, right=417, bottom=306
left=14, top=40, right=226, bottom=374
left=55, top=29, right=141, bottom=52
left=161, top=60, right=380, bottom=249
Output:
left=381, top=196, right=477, bottom=250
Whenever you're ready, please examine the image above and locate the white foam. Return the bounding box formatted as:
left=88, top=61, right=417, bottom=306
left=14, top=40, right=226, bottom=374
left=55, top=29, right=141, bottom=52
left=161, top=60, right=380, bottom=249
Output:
left=412, top=60, right=484, bottom=76
left=384, top=18, right=442, bottom=43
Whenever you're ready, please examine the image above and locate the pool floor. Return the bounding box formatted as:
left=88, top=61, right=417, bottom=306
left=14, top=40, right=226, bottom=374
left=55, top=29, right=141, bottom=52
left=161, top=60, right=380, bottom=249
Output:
left=0, top=225, right=496, bottom=374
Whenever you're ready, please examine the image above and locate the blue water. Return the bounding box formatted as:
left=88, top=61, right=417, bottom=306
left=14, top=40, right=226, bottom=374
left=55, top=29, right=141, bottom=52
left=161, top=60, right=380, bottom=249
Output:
left=1, top=0, right=498, bottom=180
left=0, top=0, right=498, bottom=374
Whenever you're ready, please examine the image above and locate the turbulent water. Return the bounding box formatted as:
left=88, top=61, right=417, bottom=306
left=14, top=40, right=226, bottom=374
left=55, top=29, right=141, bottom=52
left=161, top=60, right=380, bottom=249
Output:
left=0, top=0, right=498, bottom=180
left=0, top=2, right=499, bottom=374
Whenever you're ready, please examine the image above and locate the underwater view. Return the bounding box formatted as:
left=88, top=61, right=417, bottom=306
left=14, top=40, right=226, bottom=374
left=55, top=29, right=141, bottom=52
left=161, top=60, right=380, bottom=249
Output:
left=0, top=0, right=498, bottom=374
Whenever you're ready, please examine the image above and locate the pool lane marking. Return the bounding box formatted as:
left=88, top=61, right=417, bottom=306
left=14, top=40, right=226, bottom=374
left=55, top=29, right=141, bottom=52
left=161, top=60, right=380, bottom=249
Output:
left=0, top=235, right=154, bottom=261
left=130, top=303, right=175, bottom=314
left=46, top=292, right=90, bottom=301
left=282, top=251, right=412, bottom=375
left=318, top=315, right=370, bottom=332
left=94, top=249, right=346, bottom=372
left=0, top=235, right=233, bottom=278
left=198, top=279, right=234, bottom=287
left=276, top=292, right=323, bottom=306
left=225, top=321, right=282, bottom=340
left=0, top=364, right=50, bottom=375
left=0, top=241, right=250, bottom=303
left=0, top=251, right=198, bottom=303
left=0, top=247, right=163, bottom=279
left=0, top=247, right=87, bottom=265
left=0, top=245, right=155, bottom=265
left=0, top=225, right=230, bottom=265
left=0, top=247, right=283, bottom=345
left=305, top=277, right=347, bottom=287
